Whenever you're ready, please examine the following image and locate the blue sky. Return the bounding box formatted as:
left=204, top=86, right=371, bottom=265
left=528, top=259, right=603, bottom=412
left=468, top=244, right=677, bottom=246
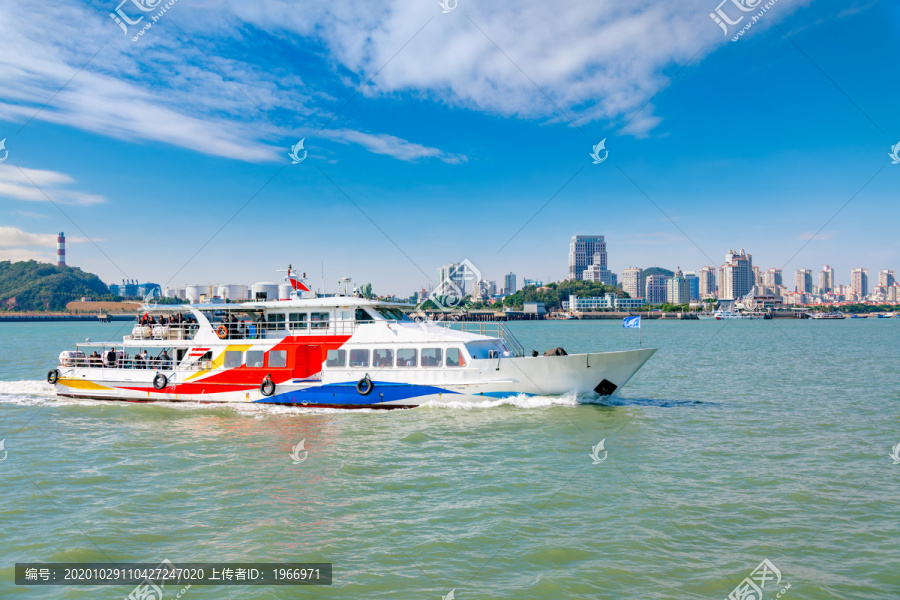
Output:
left=0, top=0, right=897, bottom=296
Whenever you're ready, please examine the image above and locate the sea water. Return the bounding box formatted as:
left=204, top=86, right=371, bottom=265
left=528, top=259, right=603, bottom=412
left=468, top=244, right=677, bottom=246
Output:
left=1, top=318, right=898, bottom=599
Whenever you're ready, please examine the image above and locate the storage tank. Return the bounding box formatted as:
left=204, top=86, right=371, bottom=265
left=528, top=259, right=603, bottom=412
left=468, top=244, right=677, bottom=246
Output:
left=217, top=284, right=248, bottom=302
left=278, top=283, right=293, bottom=300
left=251, top=281, right=278, bottom=302
left=185, top=285, right=202, bottom=304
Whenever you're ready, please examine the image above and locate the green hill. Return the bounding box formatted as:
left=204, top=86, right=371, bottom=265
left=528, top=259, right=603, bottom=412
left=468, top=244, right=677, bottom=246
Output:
left=0, top=260, right=111, bottom=312
left=643, top=266, right=674, bottom=277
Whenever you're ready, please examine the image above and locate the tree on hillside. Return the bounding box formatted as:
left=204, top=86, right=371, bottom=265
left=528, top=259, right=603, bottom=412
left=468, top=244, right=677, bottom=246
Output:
left=0, top=260, right=111, bottom=312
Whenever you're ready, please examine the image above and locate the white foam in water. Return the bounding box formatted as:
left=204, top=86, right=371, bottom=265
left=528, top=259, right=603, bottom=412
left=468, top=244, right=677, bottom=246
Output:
left=0, top=380, right=57, bottom=404
left=421, top=391, right=581, bottom=410
left=0, top=381, right=587, bottom=413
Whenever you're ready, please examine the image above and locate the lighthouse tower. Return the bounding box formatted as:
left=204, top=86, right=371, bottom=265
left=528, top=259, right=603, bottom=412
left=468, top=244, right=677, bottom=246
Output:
left=57, top=232, right=66, bottom=267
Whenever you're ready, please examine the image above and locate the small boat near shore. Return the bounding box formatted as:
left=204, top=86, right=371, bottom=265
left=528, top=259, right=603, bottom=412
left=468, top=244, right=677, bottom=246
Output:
left=807, top=312, right=845, bottom=320
left=47, top=269, right=657, bottom=409
left=713, top=310, right=751, bottom=320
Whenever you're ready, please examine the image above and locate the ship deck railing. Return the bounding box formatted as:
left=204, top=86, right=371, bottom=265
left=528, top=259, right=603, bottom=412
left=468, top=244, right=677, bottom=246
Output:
left=59, top=357, right=211, bottom=371
left=433, top=321, right=525, bottom=357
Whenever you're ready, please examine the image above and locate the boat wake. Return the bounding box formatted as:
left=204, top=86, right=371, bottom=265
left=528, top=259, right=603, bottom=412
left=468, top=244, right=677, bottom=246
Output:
left=0, top=380, right=56, bottom=405
left=0, top=382, right=697, bottom=413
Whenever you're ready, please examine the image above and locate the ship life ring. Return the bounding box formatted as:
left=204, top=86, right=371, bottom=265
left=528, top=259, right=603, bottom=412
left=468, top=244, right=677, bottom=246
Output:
left=356, top=374, right=373, bottom=396
left=153, top=372, right=168, bottom=390
left=47, top=369, right=59, bottom=384
left=216, top=325, right=228, bottom=339
left=260, top=375, right=276, bottom=397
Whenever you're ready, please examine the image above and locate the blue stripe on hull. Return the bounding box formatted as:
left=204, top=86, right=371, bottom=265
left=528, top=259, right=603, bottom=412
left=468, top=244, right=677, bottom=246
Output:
left=253, top=381, right=459, bottom=406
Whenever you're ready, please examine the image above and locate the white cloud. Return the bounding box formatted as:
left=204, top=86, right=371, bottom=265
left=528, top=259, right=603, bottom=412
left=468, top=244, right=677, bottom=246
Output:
left=325, top=129, right=466, bottom=163
left=0, top=164, right=106, bottom=205
left=0, top=0, right=813, bottom=165
left=0, top=226, right=56, bottom=248
left=0, top=226, right=92, bottom=247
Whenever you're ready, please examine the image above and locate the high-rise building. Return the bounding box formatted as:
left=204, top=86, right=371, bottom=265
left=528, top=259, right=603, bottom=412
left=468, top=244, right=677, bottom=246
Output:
left=645, top=275, right=669, bottom=305
left=878, top=269, right=895, bottom=288
left=683, top=271, right=699, bottom=301
left=438, top=262, right=468, bottom=296
left=764, top=268, right=783, bottom=288
left=666, top=267, right=691, bottom=304
left=504, top=272, right=517, bottom=295
left=699, top=266, right=717, bottom=298
left=795, top=269, right=813, bottom=294
left=622, top=267, right=644, bottom=299
left=851, top=268, right=868, bottom=298
left=818, top=265, right=834, bottom=293
left=721, top=249, right=753, bottom=300
left=752, top=266, right=762, bottom=287
left=582, top=252, right=617, bottom=285
left=569, top=235, right=607, bottom=280
left=56, top=232, right=66, bottom=267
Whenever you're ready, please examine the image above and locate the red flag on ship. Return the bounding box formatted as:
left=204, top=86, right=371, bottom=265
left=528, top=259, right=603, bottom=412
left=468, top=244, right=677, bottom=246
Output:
left=286, top=266, right=311, bottom=292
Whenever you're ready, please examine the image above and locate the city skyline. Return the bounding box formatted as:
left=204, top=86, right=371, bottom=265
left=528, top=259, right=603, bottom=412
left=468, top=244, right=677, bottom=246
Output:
left=1, top=1, right=898, bottom=296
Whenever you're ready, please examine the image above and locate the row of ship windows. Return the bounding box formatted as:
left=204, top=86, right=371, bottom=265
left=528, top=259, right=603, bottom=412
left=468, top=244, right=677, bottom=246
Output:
left=215, top=348, right=468, bottom=369
left=326, top=348, right=467, bottom=368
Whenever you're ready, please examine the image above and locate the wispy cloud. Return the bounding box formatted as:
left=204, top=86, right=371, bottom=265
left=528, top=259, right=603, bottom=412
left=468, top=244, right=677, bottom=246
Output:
left=0, top=164, right=106, bottom=205
left=0, top=0, right=811, bottom=167
left=325, top=129, right=467, bottom=163
left=0, top=226, right=92, bottom=247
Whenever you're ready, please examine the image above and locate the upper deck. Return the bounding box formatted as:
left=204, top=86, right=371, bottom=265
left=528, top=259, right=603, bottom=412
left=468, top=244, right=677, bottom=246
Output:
left=123, top=297, right=524, bottom=356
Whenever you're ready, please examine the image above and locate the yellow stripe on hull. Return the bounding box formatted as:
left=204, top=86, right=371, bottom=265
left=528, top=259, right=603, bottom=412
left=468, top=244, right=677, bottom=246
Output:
left=57, top=378, right=113, bottom=391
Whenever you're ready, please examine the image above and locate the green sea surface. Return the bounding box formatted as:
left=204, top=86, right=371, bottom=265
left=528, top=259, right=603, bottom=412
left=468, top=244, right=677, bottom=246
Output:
left=1, top=318, right=898, bottom=599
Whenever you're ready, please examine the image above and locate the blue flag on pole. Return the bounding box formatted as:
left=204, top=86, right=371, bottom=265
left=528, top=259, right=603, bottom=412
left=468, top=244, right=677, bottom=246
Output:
left=623, top=316, right=641, bottom=328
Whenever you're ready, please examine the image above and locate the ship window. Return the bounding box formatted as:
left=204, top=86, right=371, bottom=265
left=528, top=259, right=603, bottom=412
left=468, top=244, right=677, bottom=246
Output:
left=289, top=313, right=307, bottom=329
left=311, top=312, right=329, bottom=329
left=397, top=349, right=416, bottom=367
left=267, top=313, right=286, bottom=331
left=326, top=349, right=346, bottom=367
left=375, top=306, right=408, bottom=320
left=246, top=350, right=265, bottom=368
left=421, top=348, right=442, bottom=367
left=349, top=349, right=370, bottom=368
left=373, top=349, right=393, bottom=367
left=223, top=351, right=242, bottom=368
left=268, top=350, right=287, bottom=368
left=446, top=348, right=466, bottom=367
left=356, top=308, right=374, bottom=322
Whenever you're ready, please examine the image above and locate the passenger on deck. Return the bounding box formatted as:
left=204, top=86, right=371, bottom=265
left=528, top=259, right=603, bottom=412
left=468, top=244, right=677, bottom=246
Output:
left=160, top=350, right=172, bottom=369
left=132, top=353, right=142, bottom=369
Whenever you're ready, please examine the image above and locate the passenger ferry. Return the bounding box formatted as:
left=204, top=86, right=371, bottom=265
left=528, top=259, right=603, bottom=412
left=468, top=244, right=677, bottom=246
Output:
left=48, top=273, right=657, bottom=408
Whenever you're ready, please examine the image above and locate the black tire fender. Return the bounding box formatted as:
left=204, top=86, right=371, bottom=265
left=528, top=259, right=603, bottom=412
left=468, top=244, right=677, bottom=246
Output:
left=47, top=369, right=59, bottom=384
left=260, top=375, right=276, bottom=397
left=153, top=372, right=167, bottom=390
left=356, top=374, right=373, bottom=396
